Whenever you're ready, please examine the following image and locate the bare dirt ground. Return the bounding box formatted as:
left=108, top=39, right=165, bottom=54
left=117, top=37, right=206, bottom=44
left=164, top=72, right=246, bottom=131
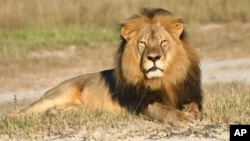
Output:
left=202, top=58, right=250, bottom=83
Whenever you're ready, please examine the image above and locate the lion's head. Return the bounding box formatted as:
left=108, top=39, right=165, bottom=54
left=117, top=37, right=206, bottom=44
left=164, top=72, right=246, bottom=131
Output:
left=115, top=8, right=199, bottom=91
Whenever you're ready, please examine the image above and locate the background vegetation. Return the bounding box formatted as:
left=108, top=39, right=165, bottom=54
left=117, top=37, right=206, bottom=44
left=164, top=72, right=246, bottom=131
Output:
left=1, top=0, right=249, bottom=29
left=0, top=0, right=250, bottom=55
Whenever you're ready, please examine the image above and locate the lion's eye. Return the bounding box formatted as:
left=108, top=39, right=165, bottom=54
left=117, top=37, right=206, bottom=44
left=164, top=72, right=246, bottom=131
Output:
left=160, top=40, right=168, bottom=46
left=139, top=41, right=146, bottom=46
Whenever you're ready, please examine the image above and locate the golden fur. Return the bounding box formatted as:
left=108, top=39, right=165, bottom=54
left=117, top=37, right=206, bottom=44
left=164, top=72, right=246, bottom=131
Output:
left=14, top=8, right=203, bottom=127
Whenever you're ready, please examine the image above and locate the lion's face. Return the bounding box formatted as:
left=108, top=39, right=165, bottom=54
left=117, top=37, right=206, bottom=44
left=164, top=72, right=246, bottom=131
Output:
left=118, top=13, right=188, bottom=86
left=136, top=24, right=172, bottom=79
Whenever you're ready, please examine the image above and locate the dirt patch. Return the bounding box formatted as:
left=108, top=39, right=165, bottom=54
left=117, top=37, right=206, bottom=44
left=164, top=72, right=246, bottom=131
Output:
left=202, top=58, right=250, bottom=83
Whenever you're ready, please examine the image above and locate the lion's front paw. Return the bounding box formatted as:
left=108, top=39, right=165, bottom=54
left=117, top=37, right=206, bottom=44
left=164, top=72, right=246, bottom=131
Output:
left=182, top=102, right=207, bottom=124
left=164, top=110, right=196, bottom=128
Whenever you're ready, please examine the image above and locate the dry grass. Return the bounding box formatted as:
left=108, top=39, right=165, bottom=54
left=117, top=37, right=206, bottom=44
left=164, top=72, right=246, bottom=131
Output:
left=0, top=0, right=249, bottom=29
left=0, top=109, right=132, bottom=139
left=203, top=82, right=250, bottom=124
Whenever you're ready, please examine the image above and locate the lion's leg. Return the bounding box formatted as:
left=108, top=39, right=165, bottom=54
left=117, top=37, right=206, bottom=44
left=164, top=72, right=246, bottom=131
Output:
left=144, top=102, right=196, bottom=127
left=19, top=86, right=81, bottom=115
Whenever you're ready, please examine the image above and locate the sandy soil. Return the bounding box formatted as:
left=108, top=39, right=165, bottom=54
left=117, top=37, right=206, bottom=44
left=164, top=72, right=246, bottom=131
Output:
left=202, top=58, right=250, bottom=83
left=0, top=47, right=249, bottom=140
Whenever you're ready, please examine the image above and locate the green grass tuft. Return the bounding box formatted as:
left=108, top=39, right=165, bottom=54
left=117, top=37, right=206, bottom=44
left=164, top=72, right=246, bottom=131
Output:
left=0, top=27, right=118, bottom=55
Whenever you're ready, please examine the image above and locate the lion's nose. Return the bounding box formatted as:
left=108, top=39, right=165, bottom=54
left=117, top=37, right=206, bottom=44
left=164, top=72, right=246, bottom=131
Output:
left=147, top=55, right=161, bottom=62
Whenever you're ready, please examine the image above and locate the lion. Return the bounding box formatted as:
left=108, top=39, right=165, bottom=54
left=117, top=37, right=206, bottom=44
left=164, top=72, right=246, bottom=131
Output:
left=14, top=8, right=203, bottom=127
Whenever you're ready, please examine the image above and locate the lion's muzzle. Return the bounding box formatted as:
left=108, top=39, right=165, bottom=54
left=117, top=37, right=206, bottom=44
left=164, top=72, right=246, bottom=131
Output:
left=146, top=65, right=164, bottom=73
left=143, top=54, right=164, bottom=79
left=145, top=66, right=164, bottom=79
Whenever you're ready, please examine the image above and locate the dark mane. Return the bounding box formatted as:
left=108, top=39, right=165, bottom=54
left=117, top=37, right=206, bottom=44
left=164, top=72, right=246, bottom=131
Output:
left=140, top=8, right=174, bottom=18
left=101, top=69, right=171, bottom=114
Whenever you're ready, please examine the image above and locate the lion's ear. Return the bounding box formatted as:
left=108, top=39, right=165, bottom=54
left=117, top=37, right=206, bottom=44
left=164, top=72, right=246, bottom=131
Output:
left=121, top=24, right=138, bottom=41
left=172, top=21, right=184, bottom=38
left=121, top=25, right=131, bottom=41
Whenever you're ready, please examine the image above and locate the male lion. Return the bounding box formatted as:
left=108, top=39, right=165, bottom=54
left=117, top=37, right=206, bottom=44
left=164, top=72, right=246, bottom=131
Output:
left=16, top=8, right=203, bottom=127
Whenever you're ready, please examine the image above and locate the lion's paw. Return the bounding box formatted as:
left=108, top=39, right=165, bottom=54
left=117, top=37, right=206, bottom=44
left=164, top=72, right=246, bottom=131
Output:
left=164, top=111, right=197, bottom=128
